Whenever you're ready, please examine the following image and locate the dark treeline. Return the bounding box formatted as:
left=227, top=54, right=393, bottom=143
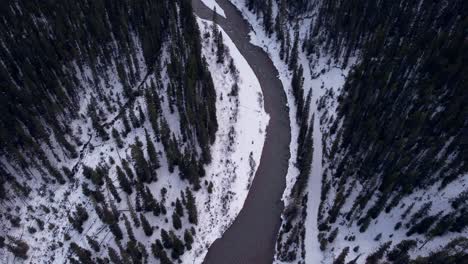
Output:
left=0, top=0, right=218, bottom=197
left=0, top=0, right=217, bottom=261
left=315, top=0, right=468, bottom=236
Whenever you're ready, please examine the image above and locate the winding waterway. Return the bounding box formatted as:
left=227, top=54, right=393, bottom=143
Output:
left=192, top=0, right=292, bottom=263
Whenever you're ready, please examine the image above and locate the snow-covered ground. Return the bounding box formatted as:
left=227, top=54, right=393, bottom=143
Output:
left=226, top=2, right=467, bottom=264
left=227, top=1, right=354, bottom=263
left=0, top=16, right=268, bottom=264
left=201, top=0, right=226, bottom=18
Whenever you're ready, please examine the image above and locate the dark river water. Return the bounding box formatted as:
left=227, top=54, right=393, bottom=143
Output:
left=192, top=0, right=292, bottom=263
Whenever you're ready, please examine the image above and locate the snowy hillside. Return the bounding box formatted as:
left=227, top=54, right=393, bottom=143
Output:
left=0, top=1, right=267, bottom=263
left=226, top=0, right=468, bottom=263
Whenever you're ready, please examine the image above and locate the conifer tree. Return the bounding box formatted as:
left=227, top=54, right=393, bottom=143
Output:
left=183, top=229, right=194, bottom=250
left=140, top=213, right=153, bottom=236
left=121, top=159, right=135, bottom=180
left=185, top=188, right=198, bottom=225
left=263, top=0, right=273, bottom=35
left=70, top=242, right=93, bottom=264
left=109, top=222, right=123, bottom=241
left=86, top=236, right=100, bottom=252
left=145, top=129, right=160, bottom=175
left=175, top=198, right=184, bottom=217
left=216, top=31, right=225, bottom=64
left=129, top=107, right=140, bottom=128
left=138, top=104, right=145, bottom=124
left=112, top=128, right=124, bottom=148
left=289, top=28, right=300, bottom=71
left=123, top=214, right=135, bottom=242
left=161, top=229, right=172, bottom=249
left=122, top=110, right=132, bottom=136
left=131, top=142, right=152, bottom=183
left=170, top=231, right=185, bottom=259
left=116, top=166, right=132, bottom=194
left=145, top=90, right=160, bottom=138
left=172, top=211, right=182, bottom=230
left=127, top=197, right=140, bottom=228
left=108, top=246, right=123, bottom=264
left=104, top=172, right=121, bottom=203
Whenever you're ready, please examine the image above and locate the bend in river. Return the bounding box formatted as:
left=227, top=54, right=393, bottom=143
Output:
left=192, top=0, right=292, bottom=263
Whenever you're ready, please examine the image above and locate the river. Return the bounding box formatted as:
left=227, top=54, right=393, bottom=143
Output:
left=192, top=0, right=292, bottom=263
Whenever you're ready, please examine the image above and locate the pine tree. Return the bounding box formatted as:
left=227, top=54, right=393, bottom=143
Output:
left=109, top=222, right=123, bottom=241
left=172, top=211, right=182, bottom=230
left=161, top=229, right=172, bottom=249
left=170, top=231, right=185, bottom=259
left=138, top=104, right=145, bottom=124
left=116, top=166, right=132, bottom=194
left=108, top=246, right=123, bottom=264
left=175, top=198, right=184, bottom=217
left=145, top=89, right=160, bottom=138
left=88, top=98, right=109, bottom=141
left=145, top=129, right=160, bottom=176
left=183, top=229, right=194, bottom=250
left=140, top=213, right=153, bottom=236
left=70, top=242, right=93, bottom=264
left=212, top=8, right=218, bottom=39
left=68, top=204, right=89, bottom=233
left=129, top=107, right=140, bottom=128
left=333, top=246, right=349, bottom=264
left=122, top=110, right=132, bottom=136
left=216, top=31, right=225, bottom=64
left=185, top=188, right=198, bottom=225
left=263, top=0, right=273, bottom=35
left=121, top=159, right=135, bottom=179
left=86, top=236, right=100, bottom=252
left=123, top=214, right=135, bottom=242
left=131, top=142, right=152, bottom=183
left=112, top=128, right=124, bottom=148
left=104, top=172, right=121, bottom=203
left=127, top=197, right=140, bottom=228
left=288, top=28, right=299, bottom=71
left=152, top=240, right=173, bottom=264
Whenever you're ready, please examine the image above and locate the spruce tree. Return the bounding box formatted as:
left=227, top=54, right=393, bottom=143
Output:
left=104, top=172, right=121, bottom=203
left=108, top=246, right=123, bottom=264
left=175, top=198, right=184, bottom=217
left=70, top=242, right=93, bottom=264
left=123, top=214, right=135, bottom=242
left=161, top=229, right=172, bottom=249
left=112, top=128, right=124, bottom=148
left=185, top=188, right=198, bottom=225
left=184, top=229, right=194, bottom=250
left=116, top=166, right=132, bottom=194
left=127, top=197, right=140, bottom=228
left=122, top=110, right=132, bottom=136
left=145, top=129, right=160, bottom=176
left=86, top=236, right=100, bottom=252
left=131, top=142, right=152, bottom=183
left=140, top=213, right=153, bottom=236
left=121, top=159, right=135, bottom=179
left=138, top=104, right=145, bottom=124
left=172, top=212, right=182, bottom=230
left=289, top=28, right=299, bottom=71
left=170, top=232, right=185, bottom=259
left=216, top=31, right=225, bottom=64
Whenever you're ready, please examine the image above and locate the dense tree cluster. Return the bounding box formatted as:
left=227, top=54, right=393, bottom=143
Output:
left=243, top=0, right=467, bottom=262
